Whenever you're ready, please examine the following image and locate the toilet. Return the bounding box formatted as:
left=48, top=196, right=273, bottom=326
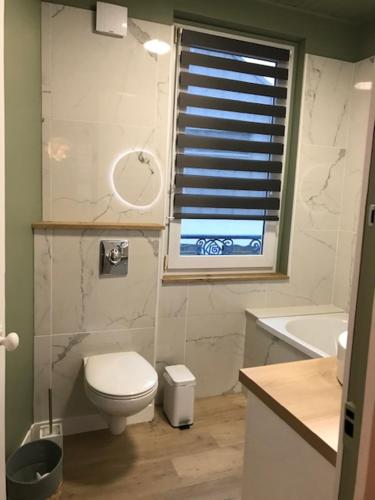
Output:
left=84, top=351, right=158, bottom=435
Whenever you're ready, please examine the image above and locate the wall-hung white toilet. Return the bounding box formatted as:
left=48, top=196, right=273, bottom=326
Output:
left=84, top=351, right=158, bottom=435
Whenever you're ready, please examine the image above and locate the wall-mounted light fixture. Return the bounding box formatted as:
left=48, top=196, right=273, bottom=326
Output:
left=354, top=81, right=373, bottom=90
left=143, top=39, right=171, bottom=55
left=110, top=149, right=163, bottom=210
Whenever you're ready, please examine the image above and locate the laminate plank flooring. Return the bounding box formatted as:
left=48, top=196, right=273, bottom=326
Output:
left=61, top=393, right=246, bottom=500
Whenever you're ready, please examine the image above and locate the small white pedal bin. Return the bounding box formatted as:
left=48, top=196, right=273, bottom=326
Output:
left=163, top=365, right=196, bottom=428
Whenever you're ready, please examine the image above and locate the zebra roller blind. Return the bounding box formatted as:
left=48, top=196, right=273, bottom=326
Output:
left=173, top=28, right=292, bottom=221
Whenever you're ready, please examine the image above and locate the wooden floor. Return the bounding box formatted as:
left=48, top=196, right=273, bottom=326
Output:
left=61, top=393, right=246, bottom=500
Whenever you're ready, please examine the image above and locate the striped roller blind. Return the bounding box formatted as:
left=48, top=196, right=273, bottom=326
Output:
left=173, top=28, right=291, bottom=222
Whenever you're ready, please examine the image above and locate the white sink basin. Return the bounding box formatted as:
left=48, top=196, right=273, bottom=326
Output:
left=337, top=331, right=348, bottom=385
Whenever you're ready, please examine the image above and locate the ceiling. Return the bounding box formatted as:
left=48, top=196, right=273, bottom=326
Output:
left=257, top=0, right=375, bottom=24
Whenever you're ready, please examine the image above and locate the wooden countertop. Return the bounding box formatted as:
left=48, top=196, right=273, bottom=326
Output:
left=239, top=357, right=342, bottom=466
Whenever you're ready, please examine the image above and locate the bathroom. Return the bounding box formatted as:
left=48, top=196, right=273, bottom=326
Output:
left=1, top=0, right=375, bottom=498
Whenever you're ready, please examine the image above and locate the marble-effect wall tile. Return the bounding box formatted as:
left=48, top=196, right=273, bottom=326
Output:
left=50, top=230, right=158, bottom=334
left=332, top=56, right=375, bottom=309
left=34, top=230, right=52, bottom=335
left=35, top=6, right=370, bottom=429
left=156, top=285, right=188, bottom=369
left=185, top=313, right=245, bottom=398
left=155, top=316, right=187, bottom=404
left=42, top=3, right=173, bottom=223
left=155, top=54, right=363, bottom=399
left=156, top=316, right=186, bottom=366
left=302, top=56, right=353, bottom=147
left=35, top=328, right=154, bottom=422
left=158, top=284, right=188, bottom=319
left=244, top=321, right=308, bottom=369
left=288, top=229, right=338, bottom=305
left=34, top=336, right=52, bottom=422
left=294, top=145, right=346, bottom=231
left=333, top=231, right=357, bottom=310
left=33, top=227, right=159, bottom=423
left=187, top=283, right=267, bottom=316
left=155, top=285, right=188, bottom=402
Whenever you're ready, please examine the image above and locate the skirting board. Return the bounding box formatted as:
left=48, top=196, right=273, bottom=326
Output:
left=33, top=403, right=155, bottom=437
left=21, top=424, right=36, bottom=446
left=21, top=421, right=63, bottom=445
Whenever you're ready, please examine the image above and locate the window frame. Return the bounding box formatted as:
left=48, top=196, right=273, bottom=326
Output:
left=166, top=24, right=295, bottom=272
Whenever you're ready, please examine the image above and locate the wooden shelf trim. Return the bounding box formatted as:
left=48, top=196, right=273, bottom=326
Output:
left=162, top=272, right=289, bottom=284
left=32, top=221, right=165, bottom=231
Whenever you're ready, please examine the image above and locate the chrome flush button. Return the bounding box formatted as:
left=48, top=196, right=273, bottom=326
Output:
left=100, top=240, right=128, bottom=276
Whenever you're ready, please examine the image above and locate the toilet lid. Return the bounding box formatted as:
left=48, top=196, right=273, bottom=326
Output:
left=85, top=352, right=157, bottom=397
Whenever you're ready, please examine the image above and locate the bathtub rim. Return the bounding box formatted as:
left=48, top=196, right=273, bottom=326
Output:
left=256, top=312, right=348, bottom=359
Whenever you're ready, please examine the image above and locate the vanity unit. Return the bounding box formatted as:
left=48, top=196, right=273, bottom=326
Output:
left=239, top=357, right=341, bottom=500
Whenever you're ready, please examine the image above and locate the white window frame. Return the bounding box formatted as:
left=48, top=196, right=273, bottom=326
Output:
left=168, top=220, right=278, bottom=269
left=166, top=24, right=294, bottom=272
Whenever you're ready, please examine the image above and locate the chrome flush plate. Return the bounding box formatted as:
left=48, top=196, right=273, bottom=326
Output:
left=100, top=240, right=128, bottom=276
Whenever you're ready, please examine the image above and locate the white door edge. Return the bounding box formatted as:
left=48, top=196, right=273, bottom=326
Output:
left=0, top=0, right=5, bottom=494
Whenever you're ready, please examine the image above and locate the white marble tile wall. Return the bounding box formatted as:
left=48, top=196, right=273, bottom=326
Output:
left=36, top=229, right=159, bottom=335
left=156, top=55, right=363, bottom=398
left=42, top=3, right=173, bottom=223
left=35, top=3, right=371, bottom=426
left=302, top=56, right=353, bottom=147
left=244, top=320, right=309, bottom=368
left=293, top=55, right=353, bottom=243
left=34, top=229, right=159, bottom=422
left=333, top=57, right=375, bottom=310
left=35, top=328, right=154, bottom=422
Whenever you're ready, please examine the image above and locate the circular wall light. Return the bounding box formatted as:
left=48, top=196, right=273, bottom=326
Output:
left=110, top=149, right=162, bottom=210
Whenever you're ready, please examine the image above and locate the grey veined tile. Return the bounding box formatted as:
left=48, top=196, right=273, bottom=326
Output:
left=50, top=230, right=159, bottom=334
left=50, top=328, right=155, bottom=420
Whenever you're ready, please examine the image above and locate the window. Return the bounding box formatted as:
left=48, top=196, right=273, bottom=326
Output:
left=167, top=27, right=294, bottom=271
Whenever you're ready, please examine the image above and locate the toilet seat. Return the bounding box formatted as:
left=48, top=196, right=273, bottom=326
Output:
left=84, top=351, right=158, bottom=399
left=86, top=381, right=157, bottom=401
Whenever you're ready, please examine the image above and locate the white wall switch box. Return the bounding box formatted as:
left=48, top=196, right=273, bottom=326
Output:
left=96, top=2, right=127, bottom=38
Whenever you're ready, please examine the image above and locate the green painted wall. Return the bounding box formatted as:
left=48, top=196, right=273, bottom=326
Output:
left=357, top=19, right=375, bottom=61
left=174, top=0, right=359, bottom=62
left=277, top=41, right=305, bottom=273
left=47, top=0, right=361, bottom=61
left=4, top=0, right=42, bottom=456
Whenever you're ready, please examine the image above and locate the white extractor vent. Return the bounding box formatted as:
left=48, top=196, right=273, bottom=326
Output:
left=96, top=2, right=127, bottom=38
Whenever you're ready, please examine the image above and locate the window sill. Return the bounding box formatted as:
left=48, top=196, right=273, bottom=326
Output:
left=162, top=271, right=289, bottom=284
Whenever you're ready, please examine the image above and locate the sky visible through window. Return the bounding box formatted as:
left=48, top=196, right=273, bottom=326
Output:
left=180, top=47, right=276, bottom=256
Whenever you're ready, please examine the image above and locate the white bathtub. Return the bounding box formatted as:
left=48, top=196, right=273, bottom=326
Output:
left=257, top=312, right=348, bottom=358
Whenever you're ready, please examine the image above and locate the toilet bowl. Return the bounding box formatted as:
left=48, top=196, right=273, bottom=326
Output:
left=84, top=351, right=158, bottom=435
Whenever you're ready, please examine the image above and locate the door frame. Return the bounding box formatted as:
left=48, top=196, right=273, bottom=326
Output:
left=0, top=0, right=6, bottom=495
left=335, top=85, right=375, bottom=499
left=354, top=296, right=375, bottom=499
left=343, top=136, right=375, bottom=499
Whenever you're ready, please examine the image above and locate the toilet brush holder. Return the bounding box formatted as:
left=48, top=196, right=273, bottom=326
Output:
left=38, top=422, right=63, bottom=451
